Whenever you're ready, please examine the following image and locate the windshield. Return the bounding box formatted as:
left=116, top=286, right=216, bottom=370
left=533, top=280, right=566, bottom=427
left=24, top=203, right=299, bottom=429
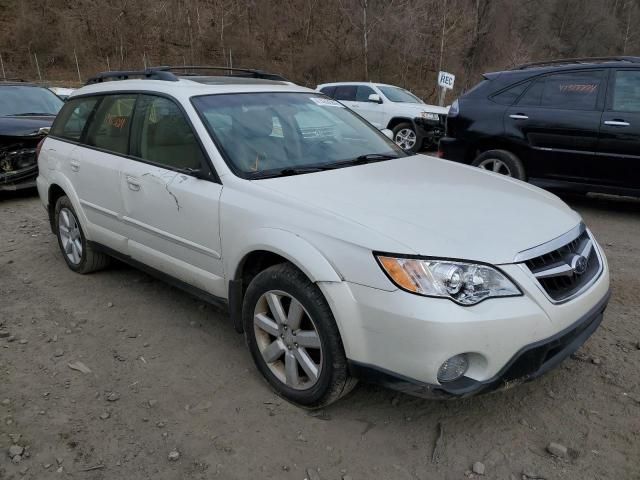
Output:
left=192, top=92, right=405, bottom=178
left=378, top=86, right=424, bottom=104
left=0, top=85, right=64, bottom=116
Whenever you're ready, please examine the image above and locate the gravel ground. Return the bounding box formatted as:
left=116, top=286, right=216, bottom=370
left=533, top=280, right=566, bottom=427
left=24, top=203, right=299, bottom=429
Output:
left=1, top=190, right=639, bottom=480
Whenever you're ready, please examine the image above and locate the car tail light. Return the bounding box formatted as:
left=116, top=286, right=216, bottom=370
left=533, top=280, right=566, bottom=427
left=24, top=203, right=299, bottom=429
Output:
left=36, top=137, right=46, bottom=160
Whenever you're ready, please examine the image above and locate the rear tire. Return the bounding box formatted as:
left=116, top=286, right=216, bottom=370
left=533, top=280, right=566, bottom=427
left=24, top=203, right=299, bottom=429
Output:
left=242, top=263, right=356, bottom=408
left=472, top=149, right=526, bottom=181
left=54, top=196, right=110, bottom=274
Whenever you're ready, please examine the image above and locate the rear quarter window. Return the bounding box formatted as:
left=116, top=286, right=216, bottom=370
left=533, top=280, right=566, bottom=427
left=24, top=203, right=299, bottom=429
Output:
left=50, top=97, right=99, bottom=141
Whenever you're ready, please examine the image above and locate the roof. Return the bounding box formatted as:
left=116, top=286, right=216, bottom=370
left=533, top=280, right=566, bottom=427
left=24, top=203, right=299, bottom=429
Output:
left=488, top=56, right=640, bottom=78
left=70, top=77, right=314, bottom=101
left=317, top=81, right=400, bottom=88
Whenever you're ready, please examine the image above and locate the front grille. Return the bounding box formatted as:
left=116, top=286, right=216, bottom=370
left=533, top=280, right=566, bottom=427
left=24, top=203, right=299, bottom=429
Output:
left=524, top=230, right=601, bottom=302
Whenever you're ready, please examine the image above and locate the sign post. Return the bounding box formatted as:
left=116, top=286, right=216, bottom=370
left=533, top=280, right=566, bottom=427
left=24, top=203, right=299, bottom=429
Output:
left=437, top=70, right=455, bottom=106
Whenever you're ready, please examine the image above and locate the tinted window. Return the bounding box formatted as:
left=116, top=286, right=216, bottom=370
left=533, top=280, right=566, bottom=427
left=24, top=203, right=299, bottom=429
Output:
left=134, top=95, right=204, bottom=170
left=319, top=86, right=336, bottom=98
left=85, top=95, right=136, bottom=154
left=356, top=85, right=376, bottom=102
left=0, top=85, right=63, bottom=116
left=492, top=82, right=530, bottom=105
left=518, top=81, right=544, bottom=106
left=333, top=85, right=357, bottom=101
left=520, top=71, right=603, bottom=110
left=50, top=97, right=99, bottom=141
left=612, top=70, right=640, bottom=112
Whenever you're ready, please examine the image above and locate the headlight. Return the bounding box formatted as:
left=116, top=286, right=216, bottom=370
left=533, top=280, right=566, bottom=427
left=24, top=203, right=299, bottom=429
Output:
left=376, top=255, right=521, bottom=305
left=421, top=112, right=439, bottom=121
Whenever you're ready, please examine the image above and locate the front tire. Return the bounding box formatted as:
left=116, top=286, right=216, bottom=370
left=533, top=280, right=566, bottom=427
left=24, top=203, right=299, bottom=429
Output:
left=242, top=263, right=356, bottom=408
left=54, top=196, right=110, bottom=273
left=472, top=149, right=526, bottom=181
left=392, top=122, right=421, bottom=153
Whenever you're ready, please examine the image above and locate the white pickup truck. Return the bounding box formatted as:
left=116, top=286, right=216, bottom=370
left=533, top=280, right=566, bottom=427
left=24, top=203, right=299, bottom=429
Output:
left=316, top=82, right=448, bottom=153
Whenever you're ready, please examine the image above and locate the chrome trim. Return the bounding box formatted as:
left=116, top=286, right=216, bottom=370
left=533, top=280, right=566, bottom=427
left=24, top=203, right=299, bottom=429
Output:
left=533, top=263, right=573, bottom=279
left=519, top=229, right=604, bottom=305
left=513, top=222, right=585, bottom=263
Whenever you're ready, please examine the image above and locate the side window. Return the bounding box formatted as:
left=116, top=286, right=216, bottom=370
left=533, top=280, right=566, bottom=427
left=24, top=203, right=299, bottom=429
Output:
left=320, top=86, right=336, bottom=98
left=356, top=85, right=376, bottom=102
left=491, top=82, right=530, bottom=105
left=612, top=70, right=640, bottom=112
left=50, top=97, right=99, bottom=141
left=85, top=95, right=136, bottom=154
left=517, top=81, right=544, bottom=107
left=533, top=71, right=603, bottom=110
left=333, top=85, right=357, bottom=101
left=134, top=95, right=205, bottom=170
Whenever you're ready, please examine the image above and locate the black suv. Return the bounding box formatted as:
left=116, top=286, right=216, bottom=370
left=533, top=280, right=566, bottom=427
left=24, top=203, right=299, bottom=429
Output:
left=439, top=57, right=640, bottom=197
left=0, top=82, right=63, bottom=191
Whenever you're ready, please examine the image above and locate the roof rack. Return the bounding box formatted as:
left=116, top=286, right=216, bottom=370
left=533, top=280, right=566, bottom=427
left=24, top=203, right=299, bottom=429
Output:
left=514, top=56, right=640, bottom=70
left=86, top=65, right=288, bottom=85
left=86, top=67, right=179, bottom=85
left=165, top=66, right=288, bottom=81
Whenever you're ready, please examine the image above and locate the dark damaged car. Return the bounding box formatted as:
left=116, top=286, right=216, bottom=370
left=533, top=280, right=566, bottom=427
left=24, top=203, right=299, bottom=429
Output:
left=0, top=83, right=63, bottom=191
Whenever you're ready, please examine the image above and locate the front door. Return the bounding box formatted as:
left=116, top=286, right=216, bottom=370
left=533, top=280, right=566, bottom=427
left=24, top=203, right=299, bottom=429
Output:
left=597, top=68, right=640, bottom=190
left=351, top=85, right=386, bottom=128
left=504, top=70, right=605, bottom=182
left=120, top=94, right=225, bottom=297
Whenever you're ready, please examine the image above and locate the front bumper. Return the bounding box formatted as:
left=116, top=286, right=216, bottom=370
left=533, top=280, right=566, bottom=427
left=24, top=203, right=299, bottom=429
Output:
left=0, top=164, right=38, bottom=191
left=319, top=246, right=610, bottom=399
left=348, top=289, right=609, bottom=399
left=414, top=116, right=445, bottom=144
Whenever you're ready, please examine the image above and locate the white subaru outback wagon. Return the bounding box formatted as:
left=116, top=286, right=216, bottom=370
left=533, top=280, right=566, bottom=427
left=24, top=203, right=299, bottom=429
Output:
left=37, top=67, right=610, bottom=407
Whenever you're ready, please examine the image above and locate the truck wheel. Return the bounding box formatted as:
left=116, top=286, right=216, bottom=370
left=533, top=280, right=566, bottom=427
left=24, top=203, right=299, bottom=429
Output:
left=472, top=150, right=526, bottom=181
left=54, top=196, right=110, bottom=273
left=243, top=263, right=357, bottom=408
left=392, top=123, right=421, bottom=153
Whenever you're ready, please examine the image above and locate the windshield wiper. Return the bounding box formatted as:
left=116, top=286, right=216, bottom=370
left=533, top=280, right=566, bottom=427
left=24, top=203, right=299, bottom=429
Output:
left=8, top=112, right=55, bottom=117
left=251, top=165, right=338, bottom=179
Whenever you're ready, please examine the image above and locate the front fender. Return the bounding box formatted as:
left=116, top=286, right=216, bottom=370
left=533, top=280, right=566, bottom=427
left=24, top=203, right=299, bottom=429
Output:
left=228, top=227, right=343, bottom=283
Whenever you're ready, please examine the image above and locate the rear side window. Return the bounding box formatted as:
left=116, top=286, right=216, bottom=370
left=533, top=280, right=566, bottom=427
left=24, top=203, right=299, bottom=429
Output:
left=519, top=71, right=604, bottom=110
left=333, top=85, right=357, bottom=101
left=612, top=70, right=640, bottom=112
left=319, top=86, right=336, bottom=98
left=491, top=82, right=530, bottom=105
left=50, top=97, right=99, bottom=141
left=85, top=95, right=136, bottom=154
left=132, top=95, right=205, bottom=170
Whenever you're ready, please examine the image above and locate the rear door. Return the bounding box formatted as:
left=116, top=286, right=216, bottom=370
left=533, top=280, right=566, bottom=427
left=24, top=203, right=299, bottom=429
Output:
left=120, top=93, right=225, bottom=297
left=597, top=68, right=640, bottom=189
left=71, top=94, right=135, bottom=252
left=504, top=70, right=605, bottom=181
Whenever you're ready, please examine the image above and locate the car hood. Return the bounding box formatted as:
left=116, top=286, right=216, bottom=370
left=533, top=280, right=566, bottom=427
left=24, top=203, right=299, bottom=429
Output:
left=256, top=155, right=581, bottom=265
left=0, top=115, right=55, bottom=137
left=398, top=103, right=449, bottom=116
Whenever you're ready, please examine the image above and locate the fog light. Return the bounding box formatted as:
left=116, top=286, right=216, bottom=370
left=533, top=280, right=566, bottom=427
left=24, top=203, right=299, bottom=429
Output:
left=437, top=354, right=469, bottom=383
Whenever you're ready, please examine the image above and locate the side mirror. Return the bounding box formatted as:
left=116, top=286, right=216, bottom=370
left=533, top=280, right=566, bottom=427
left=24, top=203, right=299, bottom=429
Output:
left=368, top=93, right=382, bottom=104
left=184, top=167, right=213, bottom=181
left=381, top=129, right=394, bottom=140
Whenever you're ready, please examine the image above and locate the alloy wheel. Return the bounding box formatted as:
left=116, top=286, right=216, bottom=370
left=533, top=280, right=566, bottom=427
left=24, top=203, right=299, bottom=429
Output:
left=253, top=290, right=323, bottom=390
left=477, top=158, right=513, bottom=176
left=394, top=128, right=417, bottom=150
left=58, top=207, right=83, bottom=265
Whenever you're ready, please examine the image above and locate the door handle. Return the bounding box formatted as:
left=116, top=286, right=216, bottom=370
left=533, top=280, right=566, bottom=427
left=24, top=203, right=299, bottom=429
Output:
left=603, top=120, right=630, bottom=127
left=126, top=176, right=141, bottom=191
left=509, top=114, right=529, bottom=120
left=70, top=161, right=79, bottom=172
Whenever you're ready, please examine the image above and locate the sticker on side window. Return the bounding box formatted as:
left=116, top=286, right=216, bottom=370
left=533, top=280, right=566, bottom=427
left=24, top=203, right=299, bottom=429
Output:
left=310, top=97, right=344, bottom=107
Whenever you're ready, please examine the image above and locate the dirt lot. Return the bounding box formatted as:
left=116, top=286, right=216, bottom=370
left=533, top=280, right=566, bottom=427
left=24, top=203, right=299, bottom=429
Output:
left=1, top=191, right=639, bottom=480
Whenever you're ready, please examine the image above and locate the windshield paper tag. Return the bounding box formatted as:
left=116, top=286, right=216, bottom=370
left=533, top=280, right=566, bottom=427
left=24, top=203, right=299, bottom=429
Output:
left=311, top=97, right=344, bottom=107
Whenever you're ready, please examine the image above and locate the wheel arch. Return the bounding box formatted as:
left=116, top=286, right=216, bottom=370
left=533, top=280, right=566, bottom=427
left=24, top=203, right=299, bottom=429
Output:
left=386, top=117, right=414, bottom=131
left=226, top=229, right=343, bottom=333
left=46, top=180, right=87, bottom=236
